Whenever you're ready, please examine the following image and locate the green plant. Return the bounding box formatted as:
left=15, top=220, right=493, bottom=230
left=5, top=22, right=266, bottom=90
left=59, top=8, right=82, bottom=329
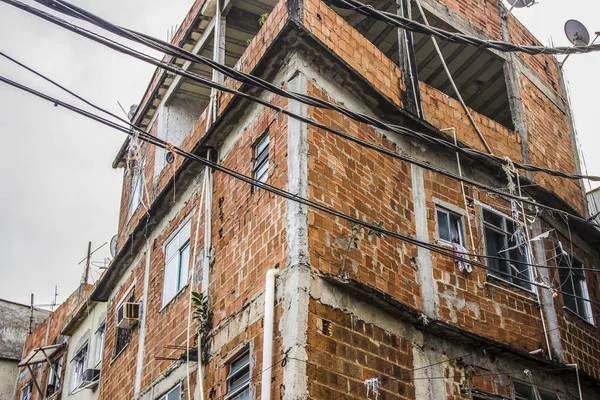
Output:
left=191, top=291, right=211, bottom=335
left=259, top=13, right=270, bottom=26
left=338, top=221, right=387, bottom=279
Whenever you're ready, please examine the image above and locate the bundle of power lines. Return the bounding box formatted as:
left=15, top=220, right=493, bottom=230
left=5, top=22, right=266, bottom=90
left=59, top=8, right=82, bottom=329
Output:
left=1, top=0, right=599, bottom=304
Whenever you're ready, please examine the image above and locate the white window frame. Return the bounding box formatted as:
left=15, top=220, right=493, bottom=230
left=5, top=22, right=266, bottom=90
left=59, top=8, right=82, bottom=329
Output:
left=556, top=250, right=594, bottom=325
left=480, top=205, right=533, bottom=291
left=71, top=343, right=88, bottom=390
left=225, top=349, right=251, bottom=400
left=95, top=322, right=106, bottom=365
left=128, top=155, right=146, bottom=218
left=513, top=380, right=559, bottom=400
left=158, top=384, right=181, bottom=400
left=435, top=206, right=465, bottom=246
left=21, top=383, right=32, bottom=400
left=46, top=355, right=62, bottom=398
left=162, top=219, right=192, bottom=307
left=252, top=132, right=269, bottom=185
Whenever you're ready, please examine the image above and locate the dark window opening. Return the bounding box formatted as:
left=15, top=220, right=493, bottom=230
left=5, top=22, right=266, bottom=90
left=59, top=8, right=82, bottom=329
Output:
left=329, top=1, right=514, bottom=130
left=556, top=249, right=593, bottom=323
left=482, top=208, right=530, bottom=290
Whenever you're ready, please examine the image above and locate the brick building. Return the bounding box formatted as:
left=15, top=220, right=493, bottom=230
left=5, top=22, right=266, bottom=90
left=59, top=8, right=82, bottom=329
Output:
left=47, top=0, right=600, bottom=399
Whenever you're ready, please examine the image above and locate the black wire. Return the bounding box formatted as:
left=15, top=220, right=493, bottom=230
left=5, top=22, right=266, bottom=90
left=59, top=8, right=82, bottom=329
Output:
left=325, top=0, right=600, bottom=56
left=2, top=74, right=598, bottom=308
left=6, top=50, right=600, bottom=278
left=24, top=0, right=600, bottom=183
left=3, top=0, right=600, bottom=234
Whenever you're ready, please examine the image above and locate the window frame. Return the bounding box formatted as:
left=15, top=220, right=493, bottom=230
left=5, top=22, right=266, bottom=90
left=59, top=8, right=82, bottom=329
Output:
left=480, top=205, right=533, bottom=291
left=555, top=249, right=594, bottom=325
left=435, top=206, right=465, bottom=247
left=128, top=155, right=146, bottom=218
left=95, top=321, right=106, bottom=365
left=252, top=131, right=270, bottom=186
left=162, top=219, right=192, bottom=307
left=513, top=380, right=559, bottom=400
left=225, top=349, right=251, bottom=400
left=158, top=383, right=181, bottom=400
left=113, top=288, right=135, bottom=359
left=22, top=382, right=32, bottom=400
left=71, top=343, right=88, bottom=391
left=45, top=354, right=63, bottom=398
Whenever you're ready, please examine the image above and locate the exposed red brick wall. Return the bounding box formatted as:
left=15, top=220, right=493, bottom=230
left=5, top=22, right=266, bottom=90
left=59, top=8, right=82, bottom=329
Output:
left=537, top=221, right=600, bottom=379
left=420, top=82, right=524, bottom=161
left=307, top=81, right=421, bottom=309
left=15, top=285, right=92, bottom=400
left=303, top=0, right=405, bottom=108
left=520, top=76, right=583, bottom=214
left=307, top=300, right=415, bottom=399
left=436, top=0, right=502, bottom=40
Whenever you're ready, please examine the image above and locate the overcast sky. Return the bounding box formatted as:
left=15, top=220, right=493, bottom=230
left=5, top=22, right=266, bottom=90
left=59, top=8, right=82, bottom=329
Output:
left=0, top=0, right=598, bottom=308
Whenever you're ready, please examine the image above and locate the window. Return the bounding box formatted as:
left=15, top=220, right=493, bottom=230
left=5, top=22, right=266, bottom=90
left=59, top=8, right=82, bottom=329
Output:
left=162, top=220, right=191, bottom=306
left=557, top=251, right=594, bottom=324
left=253, top=133, right=269, bottom=184
left=71, top=344, right=88, bottom=390
left=514, top=381, right=558, bottom=400
left=115, top=292, right=134, bottom=356
left=95, top=322, right=106, bottom=364
left=159, top=384, right=181, bottom=400
left=21, top=383, right=32, bottom=400
left=226, top=350, right=251, bottom=400
left=46, top=355, right=62, bottom=397
left=482, top=208, right=531, bottom=290
left=436, top=207, right=464, bottom=245
left=129, top=156, right=146, bottom=217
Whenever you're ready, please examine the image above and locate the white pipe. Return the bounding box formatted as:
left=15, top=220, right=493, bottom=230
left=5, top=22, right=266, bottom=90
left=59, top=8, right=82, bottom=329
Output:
left=261, top=269, right=279, bottom=400
left=189, top=178, right=206, bottom=400
left=134, top=239, right=152, bottom=399
left=566, top=364, right=583, bottom=400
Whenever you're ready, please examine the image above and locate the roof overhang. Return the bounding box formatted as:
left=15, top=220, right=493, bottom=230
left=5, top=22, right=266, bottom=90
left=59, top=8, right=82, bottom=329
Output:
left=18, top=343, right=66, bottom=367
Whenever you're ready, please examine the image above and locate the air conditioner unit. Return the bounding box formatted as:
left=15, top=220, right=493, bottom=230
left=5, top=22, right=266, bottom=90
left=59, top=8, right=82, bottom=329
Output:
left=72, top=368, right=101, bottom=392
left=116, top=302, right=140, bottom=329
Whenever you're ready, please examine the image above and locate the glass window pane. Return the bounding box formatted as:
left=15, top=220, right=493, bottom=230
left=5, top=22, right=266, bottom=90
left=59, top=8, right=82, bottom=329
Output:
left=484, top=227, right=507, bottom=275
left=437, top=210, right=450, bottom=242
left=163, top=257, right=178, bottom=304
left=179, top=221, right=191, bottom=245
left=449, top=214, right=462, bottom=245
left=256, top=134, right=269, bottom=156
left=483, top=209, right=503, bottom=228
left=514, top=381, right=534, bottom=400
left=167, top=385, right=181, bottom=400
left=255, top=161, right=269, bottom=183
left=178, top=244, right=190, bottom=291
left=165, top=237, right=179, bottom=262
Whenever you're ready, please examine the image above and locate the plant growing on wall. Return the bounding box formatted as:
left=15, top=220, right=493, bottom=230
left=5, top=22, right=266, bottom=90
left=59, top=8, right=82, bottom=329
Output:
left=191, top=291, right=211, bottom=335
left=338, top=221, right=387, bottom=279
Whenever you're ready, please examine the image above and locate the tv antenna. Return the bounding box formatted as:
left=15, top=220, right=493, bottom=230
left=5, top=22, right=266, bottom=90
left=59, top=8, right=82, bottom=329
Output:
left=503, top=0, right=535, bottom=19
left=561, top=20, right=598, bottom=68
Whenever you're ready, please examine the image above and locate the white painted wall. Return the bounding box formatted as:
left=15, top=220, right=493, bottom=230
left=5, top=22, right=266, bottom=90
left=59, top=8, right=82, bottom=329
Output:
left=62, top=302, right=107, bottom=400
left=0, top=359, right=18, bottom=400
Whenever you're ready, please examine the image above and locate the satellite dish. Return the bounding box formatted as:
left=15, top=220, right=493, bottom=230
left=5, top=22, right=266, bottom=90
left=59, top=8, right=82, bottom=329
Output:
left=507, top=0, right=534, bottom=8
left=565, top=19, right=590, bottom=46
left=109, top=235, right=118, bottom=257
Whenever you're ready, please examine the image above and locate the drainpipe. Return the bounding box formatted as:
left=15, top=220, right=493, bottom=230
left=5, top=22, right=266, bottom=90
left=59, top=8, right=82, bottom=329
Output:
left=133, top=239, right=152, bottom=399
left=261, top=269, right=279, bottom=400
left=566, top=364, right=583, bottom=400
left=196, top=152, right=213, bottom=400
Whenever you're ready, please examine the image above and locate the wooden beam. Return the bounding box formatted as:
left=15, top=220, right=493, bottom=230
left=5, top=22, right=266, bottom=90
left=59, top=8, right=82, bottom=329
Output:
left=465, top=68, right=505, bottom=105
left=438, top=50, right=482, bottom=92
left=424, top=44, right=467, bottom=87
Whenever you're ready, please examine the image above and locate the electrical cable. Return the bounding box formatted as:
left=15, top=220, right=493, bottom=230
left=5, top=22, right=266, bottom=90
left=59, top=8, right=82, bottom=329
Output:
left=17, top=0, right=600, bottom=183
left=324, top=0, right=600, bottom=56
left=2, top=0, right=600, bottom=234
left=5, top=48, right=598, bottom=278
left=2, top=74, right=598, bottom=308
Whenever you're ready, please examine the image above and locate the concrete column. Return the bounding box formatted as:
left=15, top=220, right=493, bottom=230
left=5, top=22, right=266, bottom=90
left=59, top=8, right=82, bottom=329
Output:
left=410, top=165, right=437, bottom=319
left=281, top=71, right=310, bottom=400
left=531, top=220, right=563, bottom=361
